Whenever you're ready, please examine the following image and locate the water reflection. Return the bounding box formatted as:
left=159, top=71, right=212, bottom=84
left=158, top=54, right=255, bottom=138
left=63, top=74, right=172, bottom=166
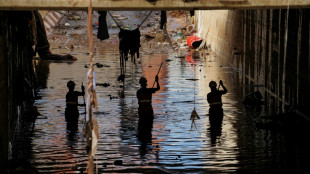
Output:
left=31, top=39, right=241, bottom=173
left=137, top=118, right=153, bottom=157
left=33, top=60, right=50, bottom=89
left=27, top=10, right=310, bottom=174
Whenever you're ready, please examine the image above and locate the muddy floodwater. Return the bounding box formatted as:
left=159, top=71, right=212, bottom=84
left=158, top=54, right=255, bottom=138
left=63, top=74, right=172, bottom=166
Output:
left=28, top=11, right=310, bottom=173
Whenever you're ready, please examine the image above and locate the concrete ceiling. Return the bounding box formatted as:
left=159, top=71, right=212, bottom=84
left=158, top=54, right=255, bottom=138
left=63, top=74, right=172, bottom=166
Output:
left=0, top=0, right=309, bottom=10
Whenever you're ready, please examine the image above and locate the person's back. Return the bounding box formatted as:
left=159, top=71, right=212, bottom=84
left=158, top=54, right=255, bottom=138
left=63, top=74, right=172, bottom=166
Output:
left=136, top=76, right=160, bottom=119
left=66, top=90, right=80, bottom=109
left=207, top=90, right=225, bottom=108
left=137, top=88, right=155, bottom=106
left=136, top=76, right=160, bottom=115
left=65, top=81, right=85, bottom=131
left=207, top=80, right=227, bottom=114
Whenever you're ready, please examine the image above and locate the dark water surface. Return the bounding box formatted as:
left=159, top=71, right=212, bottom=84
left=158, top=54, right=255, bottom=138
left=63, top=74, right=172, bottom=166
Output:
left=29, top=11, right=310, bottom=173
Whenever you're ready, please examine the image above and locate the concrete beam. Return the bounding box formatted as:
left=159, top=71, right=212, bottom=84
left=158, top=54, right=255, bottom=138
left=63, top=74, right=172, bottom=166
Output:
left=0, top=0, right=309, bottom=11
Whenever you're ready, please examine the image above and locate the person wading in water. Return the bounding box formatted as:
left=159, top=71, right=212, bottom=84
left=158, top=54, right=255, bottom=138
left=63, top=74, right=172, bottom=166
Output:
left=65, top=80, right=85, bottom=132
left=136, top=75, right=160, bottom=155
left=207, top=80, right=227, bottom=145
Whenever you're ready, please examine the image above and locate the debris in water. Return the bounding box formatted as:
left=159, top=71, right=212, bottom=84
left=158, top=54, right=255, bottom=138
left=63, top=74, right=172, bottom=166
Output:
left=97, top=83, right=110, bottom=87
left=175, top=55, right=185, bottom=58
left=74, top=15, right=81, bottom=21
left=70, top=45, right=75, bottom=50
left=108, top=94, right=118, bottom=100
left=185, top=78, right=199, bottom=81
left=172, top=100, right=193, bottom=103
left=118, top=74, right=125, bottom=82
left=145, top=34, right=155, bottom=39
left=114, top=160, right=123, bottom=165
left=190, top=108, right=200, bottom=132
left=95, top=63, right=103, bottom=68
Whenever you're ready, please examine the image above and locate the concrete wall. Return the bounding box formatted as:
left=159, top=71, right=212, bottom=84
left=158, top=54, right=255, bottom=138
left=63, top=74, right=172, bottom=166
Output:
left=196, top=9, right=310, bottom=116
left=0, top=19, right=8, bottom=173
left=0, top=11, right=37, bottom=171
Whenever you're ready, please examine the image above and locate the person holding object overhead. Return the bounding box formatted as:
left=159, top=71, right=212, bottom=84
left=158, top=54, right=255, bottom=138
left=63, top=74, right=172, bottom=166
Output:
left=207, top=80, right=227, bottom=144
left=136, top=75, right=160, bottom=154
left=137, top=75, right=160, bottom=121
left=207, top=80, right=227, bottom=113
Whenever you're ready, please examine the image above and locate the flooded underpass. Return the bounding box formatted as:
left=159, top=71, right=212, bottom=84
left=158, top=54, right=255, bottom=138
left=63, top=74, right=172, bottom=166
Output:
left=23, top=11, right=310, bottom=173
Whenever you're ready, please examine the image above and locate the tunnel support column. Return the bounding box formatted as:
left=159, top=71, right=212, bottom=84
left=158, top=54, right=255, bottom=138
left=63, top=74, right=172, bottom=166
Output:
left=0, top=34, right=8, bottom=171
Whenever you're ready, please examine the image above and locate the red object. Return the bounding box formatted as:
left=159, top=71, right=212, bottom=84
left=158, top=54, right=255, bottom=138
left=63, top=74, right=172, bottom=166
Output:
left=187, top=36, right=203, bottom=49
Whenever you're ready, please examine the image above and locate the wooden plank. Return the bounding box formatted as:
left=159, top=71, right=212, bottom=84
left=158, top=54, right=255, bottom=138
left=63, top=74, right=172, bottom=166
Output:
left=0, top=0, right=309, bottom=10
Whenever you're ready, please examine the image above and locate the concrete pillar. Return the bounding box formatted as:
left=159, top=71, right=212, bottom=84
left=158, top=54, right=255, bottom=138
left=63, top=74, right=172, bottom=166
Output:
left=0, top=33, right=8, bottom=171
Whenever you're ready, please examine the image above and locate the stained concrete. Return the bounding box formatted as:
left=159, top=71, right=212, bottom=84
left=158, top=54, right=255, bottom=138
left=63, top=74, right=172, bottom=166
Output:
left=195, top=9, right=310, bottom=117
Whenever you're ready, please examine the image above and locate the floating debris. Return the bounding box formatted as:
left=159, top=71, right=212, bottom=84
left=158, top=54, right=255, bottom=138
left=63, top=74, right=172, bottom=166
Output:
left=185, top=78, right=199, bottom=81
left=95, top=63, right=103, bottom=68
left=175, top=55, right=185, bottom=58
left=172, top=100, right=193, bottom=103
left=74, top=15, right=81, bottom=21
left=97, top=83, right=110, bottom=88
left=145, top=34, right=155, bottom=39
left=114, top=160, right=123, bottom=166
left=190, top=108, right=200, bottom=132
left=108, top=94, right=118, bottom=100
left=118, top=74, right=125, bottom=82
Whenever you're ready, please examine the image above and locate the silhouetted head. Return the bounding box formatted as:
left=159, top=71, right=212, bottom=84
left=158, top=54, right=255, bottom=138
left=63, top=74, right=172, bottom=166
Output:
left=209, top=81, right=217, bottom=90
left=139, top=77, right=147, bottom=87
left=67, top=80, right=75, bottom=90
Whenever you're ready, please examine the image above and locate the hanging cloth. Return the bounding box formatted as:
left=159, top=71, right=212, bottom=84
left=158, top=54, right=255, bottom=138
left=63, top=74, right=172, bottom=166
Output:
left=160, top=11, right=167, bottom=29
left=119, top=28, right=141, bottom=61
left=97, top=11, right=109, bottom=40
left=108, top=11, right=152, bottom=62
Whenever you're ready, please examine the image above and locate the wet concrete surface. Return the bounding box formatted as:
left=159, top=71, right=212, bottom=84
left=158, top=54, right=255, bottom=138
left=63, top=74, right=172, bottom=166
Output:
left=27, top=11, right=310, bottom=173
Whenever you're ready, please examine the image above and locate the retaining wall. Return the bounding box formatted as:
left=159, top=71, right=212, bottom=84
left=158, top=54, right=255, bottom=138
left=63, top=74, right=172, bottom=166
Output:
left=196, top=9, right=310, bottom=116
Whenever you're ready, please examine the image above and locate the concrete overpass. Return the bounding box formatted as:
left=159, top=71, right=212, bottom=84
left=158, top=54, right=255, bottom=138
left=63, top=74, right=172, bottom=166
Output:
left=0, top=0, right=309, bottom=10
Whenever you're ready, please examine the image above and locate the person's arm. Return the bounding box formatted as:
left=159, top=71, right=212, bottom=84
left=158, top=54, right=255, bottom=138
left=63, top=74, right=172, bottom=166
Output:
left=154, top=75, right=160, bottom=91
left=76, top=85, right=85, bottom=96
left=219, top=80, right=227, bottom=94
left=77, top=85, right=86, bottom=106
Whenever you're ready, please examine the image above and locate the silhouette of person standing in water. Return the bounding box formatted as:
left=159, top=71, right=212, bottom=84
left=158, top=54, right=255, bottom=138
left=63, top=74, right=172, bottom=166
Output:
left=136, top=76, right=160, bottom=155
left=207, top=80, right=227, bottom=144
left=65, top=80, right=85, bottom=132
